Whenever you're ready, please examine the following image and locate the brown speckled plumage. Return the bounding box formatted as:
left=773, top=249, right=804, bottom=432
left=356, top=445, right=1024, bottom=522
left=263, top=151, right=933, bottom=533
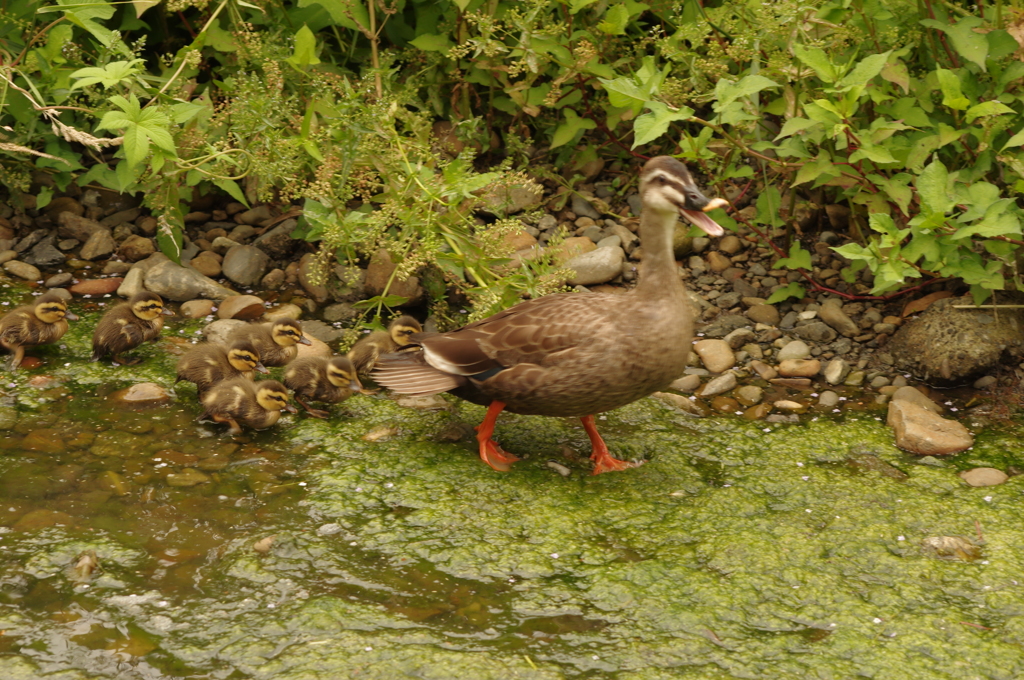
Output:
left=348, top=315, right=422, bottom=375
left=227, top=318, right=309, bottom=367
left=199, top=378, right=294, bottom=434
left=176, top=340, right=266, bottom=394
left=0, top=292, right=77, bottom=369
left=91, top=292, right=170, bottom=364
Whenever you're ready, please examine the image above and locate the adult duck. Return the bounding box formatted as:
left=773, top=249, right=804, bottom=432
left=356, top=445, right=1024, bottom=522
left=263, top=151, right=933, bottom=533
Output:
left=372, top=156, right=727, bottom=474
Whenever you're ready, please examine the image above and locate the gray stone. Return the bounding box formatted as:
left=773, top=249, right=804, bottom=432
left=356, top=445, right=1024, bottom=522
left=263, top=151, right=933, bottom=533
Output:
left=571, top=194, right=602, bottom=220
left=779, top=311, right=799, bottom=329
left=58, top=239, right=79, bottom=251
left=101, top=207, right=142, bottom=227
left=116, top=267, right=146, bottom=298
left=323, top=303, right=357, bottom=323
left=723, top=328, right=756, bottom=349
left=221, top=245, right=269, bottom=287
left=596, top=234, right=621, bottom=249
left=80, top=229, right=116, bottom=260
left=44, top=272, right=73, bottom=288
left=823, top=358, right=850, bottom=385
left=14, top=228, right=49, bottom=253
left=627, top=194, right=643, bottom=216
left=202, top=318, right=249, bottom=345
left=228, top=224, right=257, bottom=243
left=301, top=319, right=344, bottom=344
left=669, top=374, right=702, bottom=392
left=777, top=340, right=811, bottom=362
left=700, top=314, right=750, bottom=338
left=253, top=219, right=297, bottom=259
left=144, top=260, right=236, bottom=301
left=58, top=212, right=105, bottom=242
left=24, top=242, right=65, bottom=267
left=210, top=236, right=240, bottom=255
left=818, top=391, right=840, bottom=408
left=715, top=291, right=741, bottom=310
left=566, top=246, right=624, bottom=286
left=236, top=205, right=272, bottom=226
left=700, top=372, right=737, bottom=396
left=888, top=399, right=973, bottom=456
left=745, top=304, right=780, bottom=325
left=3, top=260, right=41, bottom=281
left=959, top=467, right=1008, bottom=487
left=819, top=301, right=859, bottom=337
left=793, top=322, right=837, bottom=343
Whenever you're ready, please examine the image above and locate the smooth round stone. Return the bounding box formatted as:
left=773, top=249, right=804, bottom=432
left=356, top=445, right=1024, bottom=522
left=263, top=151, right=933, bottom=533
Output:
left=734, top=385, right=763, bottom=406
left=263, top=303, right=303, bottom=322
left=669, top=374, right=702, bottom=392
left=959, top=467, right=1008, bottom=487
left=776, top=340, right=811, bottom=362
left=769, top=377, right=812, bottom=389
left=44, top=272, right=73, bottom=288
left=217, top=294, right=266, bottom=320
left=719, top=234, right=742, bottom=254
left=202, top=319, right=248, bottom=345
left=0, top=250, right=19, bottom=265
left=774, top=399, right=807, bottom=412
left=3, top=260, right=41, bottom=281
left=118, top=235, right=155, bottom=261
left=818, top=391, right=840, bottom=408
left=743, top=403, right=772, bottom=420
left=110, top=383, right=171, bottom=405
left=693, top=339, right=736, bottom=373
left=973, top=375, right=997, bottom=389
left=844, top=370, right=866, bottom=387
left=824, top=358, right=850, bottom=385
left=749, top=360, right=778, bottom=380
left=651, top=391, right=707, bottom=416
left=700, top=372, right=737, bottom=396
left=166, top=468, right=210, bottom=487
left=295, top=334, right=331, bottom=359
left=190, top=251, right=222, bottom=278
left=69, top=278, right=123, bottom=295
left=778, top=358, right=821, bottom=378
left=180, top=299, right=216, bottom=319
left=711, top=396, right=740, bottom=412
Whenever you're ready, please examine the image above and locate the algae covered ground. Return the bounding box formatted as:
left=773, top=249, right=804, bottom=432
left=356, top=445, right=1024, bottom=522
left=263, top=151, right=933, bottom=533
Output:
left=0, top=289, right=1021, bottom=679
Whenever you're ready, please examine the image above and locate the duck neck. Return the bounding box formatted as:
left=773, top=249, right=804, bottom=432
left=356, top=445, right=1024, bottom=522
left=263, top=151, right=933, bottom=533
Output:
left=634, top=208, right=685, bottom=300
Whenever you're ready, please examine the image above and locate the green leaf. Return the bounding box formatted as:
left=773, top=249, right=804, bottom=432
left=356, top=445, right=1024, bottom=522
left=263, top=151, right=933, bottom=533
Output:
left=631, top=101, right=693, bottom=148
left=766, top=282, right=806, bottom=304
left=298, top=0, right=369, bottom=32
left=286, top=24, right=321, bottom=67
left=170, top=101, right=206, bottom=124
left=774, top=242, right=812, bottom=270
left=598, top=4, right=630, bottom=34
left=792, top=45, right=836, bottom=83
left=792, top=156, right=837, bottom=187
left=880, top=60, right=910, bottom=93
left=70, top=60, right=145, bottom=90
left=965, top=100, right=1014, bottom=124
left=916, top=159, right=954, bottom=214
left=410, top=32, right=452, bottom=52
left=832, top=242, right=874, bottom=262
left=902, top=232, right=941, bottom=264
left=774, top=117, right=820, bottom=141
left=713, top=75, right=779, bottom=111
left=945, top=17, right=989, bottom=70
left=569, top=0, right=599, bottom=13
left=934, top=68, right=970, bottom=110
left=56, top=0, right=118, bottom=50
left=875, top=175, right=913, bottom=216
left=550, top=109, right=596, bottom=149
left=755, top=186, right=784, bottom=228
left=36, top=186, right=53, bottom=210
left=849, top=144, right=896, bottom=165
left=952, top=211, right=1021, bottom=240
left=213, top=179, right=249, bottom=207
left=837, top=51, right=891, bottom=90
left=1002, top=127, right=1024, bottom=151
left=95, top=94, right=175, bottom=168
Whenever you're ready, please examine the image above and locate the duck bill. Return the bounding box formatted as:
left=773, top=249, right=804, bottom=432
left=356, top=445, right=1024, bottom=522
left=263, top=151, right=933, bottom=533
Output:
left=298, top=335, right=313, bottom=346
left=284, top=403, right=298, bottom=414
left=349, top=379, right=364, bottom=393
left=161, top=308, right=174, bottom=316
left=255, top=362, right=269, bottom=374
left=680, top=197, right=729, bottom=238
left=63, top=311, right=80, bottom=321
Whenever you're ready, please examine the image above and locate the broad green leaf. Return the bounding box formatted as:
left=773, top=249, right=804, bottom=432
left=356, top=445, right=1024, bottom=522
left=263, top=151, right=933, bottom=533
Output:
left=599, top=76, right=649, bottom=110
left=792, top=155, right=837, bottom=187
left=70, top=60, right=145, bottom=90
left=755, top=186, right=784, bottom=228
left=916, top=159, right=954, bottom=214
left=875, top=175, right=913, bottom=216
left=452, top=0, right=471, bottom=9
left=774, top=243, right=812, bottom=270
left=766, top=282, right=806, bottom=304
left=213, top=179, right=250, bottom=207
left=945, top=17, right=988, bottom=70
left=95, top=94, right=175, bottom=168
left=132, top=0, right=159, bottom=17
left=36, top=186, right=53, bottom=210
left=934, top=68, right=970, bottom=110
left=1002, top=127, right=1024, bottom=151
left=774, top=117, right=819, bottom=141
left=56, top=0, right=118, bottom=50
left=298, top=0, right=369, bottom=32
left=965, top=100, right=1014, bottom=124
left=832, top=242, right=874, bottom=262
left=170, top=101, right=206, bottom=124
left=286, top=24, right=321, bottom=67
left=550, top=109, right=596, bottom=149
left=902, top=232, right=941, bottom=264
left=880, top=60, right=910, bottom=93
left=713, top=75, right=779, bottom=111
left=410, top=33, right=452, bottom=52
left=952, top=211, right=1021, bottom=240
left=792, top=45, right=836, bottom=83
left=631, top=102, right=693, bottom=148
left=598, top=4, right=630, bottom=35
left=850, top=144, right=896, bottom=165
left=569, top=0, right=599, bottom=13
left=837, top=51, right=891, bottom=90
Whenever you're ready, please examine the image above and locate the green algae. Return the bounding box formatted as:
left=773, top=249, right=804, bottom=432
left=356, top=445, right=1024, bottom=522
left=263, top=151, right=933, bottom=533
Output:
left=0, top=288, right=1022, bottom=678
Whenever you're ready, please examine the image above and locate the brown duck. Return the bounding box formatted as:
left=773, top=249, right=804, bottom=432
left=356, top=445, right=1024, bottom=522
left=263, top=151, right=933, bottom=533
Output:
left=91, top=291, right=173, bottom=364
left=175, top=340, right=268, bottom=395
left=284, top=355, right=363, bottom=418
left=373, top=156, right=727, bottom=474
left=227, top=318, right=311, bottom=367
left=199, top=378, right=296, bottom=435
left=347, top=315, right=422, bottom=375
left=0, top=292, right=78, bottom=370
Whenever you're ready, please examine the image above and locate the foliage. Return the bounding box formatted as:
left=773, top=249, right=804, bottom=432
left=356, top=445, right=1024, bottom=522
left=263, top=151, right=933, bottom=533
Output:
left=2, top=0, right=1024, bottom=317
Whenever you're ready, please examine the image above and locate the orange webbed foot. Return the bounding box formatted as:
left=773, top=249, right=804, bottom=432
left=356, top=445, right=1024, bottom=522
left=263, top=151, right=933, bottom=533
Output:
left=581, top=415, right=643, bottom=475
left=474, top=401, right=517, bottom=471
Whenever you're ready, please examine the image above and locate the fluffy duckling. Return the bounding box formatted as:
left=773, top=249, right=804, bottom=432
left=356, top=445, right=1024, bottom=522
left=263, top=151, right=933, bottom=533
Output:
left=227, top=318, right=311, bottom=367
left=0, top=291, right=78, bottom=370
left=284, top=355, right=363, bottom=418
left=91, top=291, right=173, bottom=365
left=175, top=340, right=268, bottom=395
left=348, top=315, right=422, bottom=375
left=199, top=378, right=296, bottom=435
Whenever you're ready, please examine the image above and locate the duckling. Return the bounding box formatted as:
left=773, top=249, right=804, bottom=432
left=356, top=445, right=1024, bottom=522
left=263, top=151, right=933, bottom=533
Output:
left=227, top=318, right=311, bottom=367
left=284, top=355, right=363, bottom=418
left=0, top=291, right=78, bottom=370
left=199, top=378, right=296, bottom=435
left=91, top=291, right=173, bottom=365
left=175, top=339, right=268, bottom=395
left=348, top=315, right=422, bottom=375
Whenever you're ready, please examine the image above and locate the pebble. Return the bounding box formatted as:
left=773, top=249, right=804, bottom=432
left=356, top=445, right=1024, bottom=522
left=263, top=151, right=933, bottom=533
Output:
left=3, top=260, right=41, bottom=281
left=773, top=400, right=806, bottom=412
left=80, top=228, right=116, bottom=260
left=749, top=360, right=778, bottom=380
left=745, top=304, right=780, bottom=325
left=217, top=294, right=266, bottom=320
left=166, top=468, right=210, bottom=487
left=844, top=370, right=866, bottom=387
left=203, top=319, right=248, bottom=345
left=700, top=372, right=737, bottom=396
left=110, top=383, right=171, bottom=405
left=887, top=394, right=973, bottom=456
left=566, top=246, right=625, bottom=286
left=118, top=235, right=155, bottom=261
left=180, top=299, right=216, bottom=319
left=793, top=322, right=837, bottom=343
left=734, top=385, right=763, bottom=406
left=264, top=303, right=303, bottom=322
left=190, top=251, right=222, bottom=278
left=743, top=403, right=772, bottom=420
left=295, top=334, right=332, bottom=360
left=669, top=374, right=702, bottom=392
left=222, top=245, right=270, bottom=287
left=693, top=339, right=735, bottom=373
left=711, top=396, right=740, bottom=412
left=818, top=391, right=840, bottom=407
left=823, top=358, right=850, bottom=385
left=44, top=272, right=73, bottom=288
left=69, top=277, right=123, bottom=295
left=145, top=260, right=236, bottom=301
left=959, top=468, right=1008, bottom=487
left=776, top=340, right=811, bottom=362
left=706, top=251, right=731, bottom=272
left=723, top=328, right=756, bottom=349
left=818, top=301, right=859, bottom=337
left=778, top=359, right=820, bottom=378
left=973, top=375, right=997, bottom=389
left=651, top=391, right=705, bottom=416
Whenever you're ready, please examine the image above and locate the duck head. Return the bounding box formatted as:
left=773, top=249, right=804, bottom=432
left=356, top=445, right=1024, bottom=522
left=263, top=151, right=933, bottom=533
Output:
left=639, top=156, right=729, bottom=237
left=271, top=318, right=312, bottom=347
left=388, top=315, right=423, bottom=346
left=227, top=340, right=268, bottom=374
left=129, top=292, right=171, bottom=320
left=34, top=292, right=78, bottom=323
left=255, top=380, right=297, bottom=413
left=326, top=356, right=363, bottom=392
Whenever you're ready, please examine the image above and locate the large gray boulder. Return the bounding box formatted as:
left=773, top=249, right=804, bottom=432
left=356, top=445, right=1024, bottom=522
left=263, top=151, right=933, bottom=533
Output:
left=144, top=260, right=236, bottom=301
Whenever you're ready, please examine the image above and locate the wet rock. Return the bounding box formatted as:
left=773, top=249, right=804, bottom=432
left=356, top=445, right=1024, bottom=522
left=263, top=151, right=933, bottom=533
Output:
left=110, top=383, right=171, bottom=405
left=888, top=297, right=1024, bottom=386
left=253, top=220, right=297, bottom=259
left=22, top=428, right=65, bottom=453
left=711, top=395, right=740, bottom=412
left=0, top=407, right=17, bottom=430
left=118, top=235, right=155, bottom=261
left=261, top=268, right=286, bottom=290
left=700, top=314, right=750, bottom=338
left=101, top=207, right=142, bottom=227
left=891, top=386, right=942, bottom=414
left=295, top=334, right=332, bottom=360
left=301, top=319, right=344, bottom=344
left=571, top=194, right=602, bottom=220
left=651, top=391, right=705, bottom=416
left=769, top=377, right=812, bottom=388
left=189, top=251, right=222, bottom=278
left=3, top=260, right=41, bottom=281
left=774, top=400, right=806, bottom=412
left=166, top=468, right=210, bottom=487
left=777, top=340, right=810, bottom=362
left=693, top=339, right=735, bottom=373
left=203, top=319, right=248, bottom=345
left=818, top=391, right=840, bottom=408
left=669, top=375, right=702, bottom=392
left=922, top=535, right=981, bottom=561
left=706, top=251, right=731, bottom=272
left=44, top=272, right=73, bottom=288
left=13, top=508, right=75, bottom=531
left=0, top=250, right=16, bottom=265
left=959, top=468, right=1008, bottom=487
left=552, top=236, right=596, bottom=262
left=395, top=394, right=449, bottom=410
left=145, top=261, right=236, bottom=301
left=180, top=299, right=216, bottom=318
left=566, top=246, right=624, bottom=286
left=70, top=277, right=122, bottom=296
left=116, top=268, right=145, bottom=298
left=887, top=399, right=973, bottom=455
left=824, top=358, right=850, bottom=385
left=734, top=385, right=763, bottom=405
left=700, top=372, right=737, bottom=396
left=819, top=300, right=858, bottom=337
left=222, top=245, right=270, bottom=288
left=723, top=328, right=756, bottom=350
left=45, top=196, right=84, bottom=221
left=744, top=403, right=772, bottom=420
left=14, top=228, right=48, bottom=253
left=210, top=236, right=240, bottom=255
left=58, top=213, right=106, bottom=242
left=750, top=360, right=778, bottom=380
left=973, top=375, right=997, bottom=389
left=80, top=228, right=116, bottom=260
left=25, top=242, right=65, bottom=267
left=778, top=359, right=820, bottom=378
left=217, top=294, right=266, bottom=320
left=844, top=370, right=866, bottom=387
left=236, top=205, right=272, bottom=225
left=263, top=303, right=303, bottom=322
left=793, top=322, right=837, bottom=343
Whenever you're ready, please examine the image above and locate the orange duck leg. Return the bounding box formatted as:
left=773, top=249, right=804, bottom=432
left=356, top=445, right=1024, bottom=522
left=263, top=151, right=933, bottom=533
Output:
left=474, top=401, right=520, bottom=471
left=581, top=415, right=643, bottom=475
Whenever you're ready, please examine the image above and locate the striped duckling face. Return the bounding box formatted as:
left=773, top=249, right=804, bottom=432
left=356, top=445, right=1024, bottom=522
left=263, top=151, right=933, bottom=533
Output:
left=639, top=156, right=729, bottom=237
left=129, top=292, right=172, bottom=321
left=255, top=380, right=297, bottom=413
left=388, top=315, right=422, bottom=347
left=271, top=318, right=313, bottom=347
left=34, top=293, right=78, bottom=323
left=227, top=341, right=268, bottom=374
left=326, top=356, right=363, bottom=392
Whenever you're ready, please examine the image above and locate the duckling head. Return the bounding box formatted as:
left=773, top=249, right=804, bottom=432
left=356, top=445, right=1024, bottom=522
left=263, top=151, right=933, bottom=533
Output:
left=271, top=318, right=312, bottom=347
left=388, top=315, right=422, bottom=347
left=640, top=156, right=728, bottom=237
left=227, top=340, right=269, bottom=374
left=255, top=380, right=297, bottom=413
left=129, top=292, right=171, bottom=320
left=34, top=292, right=78, bottom=323
left=327, top=356, right=363, bottom=392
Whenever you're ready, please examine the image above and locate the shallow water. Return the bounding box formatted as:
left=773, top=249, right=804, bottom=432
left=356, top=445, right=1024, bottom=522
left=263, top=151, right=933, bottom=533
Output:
left=0, top=289, right=1022, bottom=679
